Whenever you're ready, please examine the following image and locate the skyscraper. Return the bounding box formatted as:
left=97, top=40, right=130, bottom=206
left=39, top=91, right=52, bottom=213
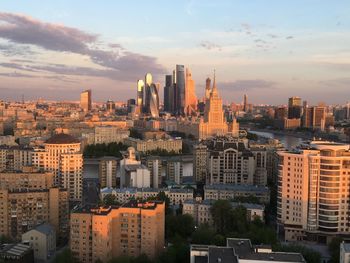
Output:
left=163, top=75, right=173, bottom=112
left=175, top=65, right=185, bottom=114
left=144, top=73, right=153, bottom=114
left=184, top=67, right=197, bottom=116
left=243, top=94, right=248, bottom=112
left=205, top=77, right=211, bottom=100
left=80, top=89, right=91, bottom=112
left=149, top=83, right=159, bottom=118
left=288, top=96, right=302, bottom=119
left=136, top=80, right=144, bottom=113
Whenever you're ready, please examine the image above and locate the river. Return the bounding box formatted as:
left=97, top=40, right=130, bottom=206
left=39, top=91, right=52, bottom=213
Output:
left=249, top=130, right=304, bottom=150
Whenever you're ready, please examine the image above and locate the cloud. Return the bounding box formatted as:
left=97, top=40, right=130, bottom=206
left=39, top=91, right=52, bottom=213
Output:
left=0, top=72, right=36, bottom=78
left=218, top=79, right=276, bottom=91
left=286, top=36, right=294, bottom=40
left=199, top=41, right=222, bottom=51
left=267, top=34, right=278, bottom=38
left=0, top=12, right=166, bottom=81
left=0, top=42, right=36, bottom=57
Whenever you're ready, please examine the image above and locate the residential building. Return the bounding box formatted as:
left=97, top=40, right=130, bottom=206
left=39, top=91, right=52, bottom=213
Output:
left=99, top=157, right=117, bottom=188
left=33, top=133, right=83, bottom=201
left=144, top=156, right=162, bottom=188
left=121, top=164, right=150, bottom=188
left=183, top=199, right=264, bottom=226
left=94, top=126, right=129, bottom=144
left=0, top=145, right=33, bottom=172
left=22, top=223, right=56, bottom=262
left=193, top=144, right=208, bottom=183
left=100, top=187, right=193, bottom=206
left=124, top=137, right=182, bottom=153
left=166, top=157, right=183, bottom=184
left=204, top=184, right=270, bottom=204
left=0, top=242, right=34, bottom=263
left=190, top=238, right=305, bottom=263
left=70, top=201, right=165, bottom=263
left=0, top=167, right=69, bottom=240
left=340, top=242, right=350, bottom=263
left=277, top=141, right=350, bottom=243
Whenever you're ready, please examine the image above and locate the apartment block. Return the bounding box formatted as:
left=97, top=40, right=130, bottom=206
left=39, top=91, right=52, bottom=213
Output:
left=277, top=141, right=350, bottom=243
left=70, top=201, right=165, bottom=263
left=0, top=168, right=69, bottom=241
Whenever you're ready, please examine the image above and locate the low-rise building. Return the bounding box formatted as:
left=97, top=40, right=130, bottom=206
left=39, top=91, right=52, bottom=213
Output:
left=183, top=199, right=264, bottom=226
left=190, top=238, right=305, bottom=263
left=0, top=242, right=34, bottom=263
left=340, top=242, right=350, bottom=263
left=124, top=137, right=182, bottom=153
left=204, top=184, right=270, bottom=204
left=22, top=224, right=56, bottom=262
left=100, top=187, right=194, bottom=206
left=94, top=126, right=129, bottom=144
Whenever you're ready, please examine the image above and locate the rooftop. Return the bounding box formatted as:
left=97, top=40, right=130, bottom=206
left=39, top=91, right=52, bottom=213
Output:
left=45, top=133, right=80, bottom=144
left=205, top=184, right=270, bottom=193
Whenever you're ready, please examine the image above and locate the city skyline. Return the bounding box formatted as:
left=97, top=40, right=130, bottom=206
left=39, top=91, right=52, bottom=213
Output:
left=0, top=1, right=349, bottom=104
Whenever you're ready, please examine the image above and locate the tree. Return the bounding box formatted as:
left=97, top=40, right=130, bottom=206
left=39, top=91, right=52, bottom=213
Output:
left=328, top=237, right=343, bottom=263
left=166, top=214, right=195, bottom=240
left=191, top=224, right=216, bottom=245
left=103, top=194, right=120, bottom=206
left=52, top=248, right=77, bottom=263
left=210, top=200, right=234, bottom=234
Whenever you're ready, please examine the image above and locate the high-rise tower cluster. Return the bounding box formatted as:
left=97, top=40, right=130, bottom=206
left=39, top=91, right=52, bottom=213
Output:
left=136, top=73, right=159, bottom=118
left=163, top=65, right=197, bottom=116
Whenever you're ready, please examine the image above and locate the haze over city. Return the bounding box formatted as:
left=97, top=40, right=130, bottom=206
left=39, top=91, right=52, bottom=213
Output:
left=0, top=0, right=349, bottom=104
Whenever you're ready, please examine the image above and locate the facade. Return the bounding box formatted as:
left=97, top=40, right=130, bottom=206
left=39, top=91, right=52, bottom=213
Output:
left=204, top=184, right=270, bottom=204
left=166, top=157, right=183, bottom=184
left=193, top=144, right=208, bottom=182
left=148, top=83, right=160, bottom=118
left=70, top=201, right=165, bottom=263
left=205, top=77, right=211, bottom=101
left=22, top=223, right=56, bottom=262
left=303, top=106, right=326, bottom=131
left=199, top=74, right=229, bottom=139
left=164, top=75, right=174, bottom=113
left=243, top=94, right=248, bottom=112
left=277, top=141, right=350, bottom=243
left=204, top=137, right=268, bottom=186
left=183, top=199, right=265, bottom=226
left=288, top=96, right=302, bottom=119
left=94, top=126, right=129, bottom=144
left=33, top=133, right=83, bottom=201
left=0, top=168, right=69, bottom=240
left=0, top=242, right=34, bottom=263
left=100, top=187, right=194, bottom=206
left=99, top=157, right=117, bottom=188
left=124, top=137, right=182, bottom=153
left=340, top=242, right=350, bottom=263
left=0, top=145, right=33, bottom=172
left=136, top=79, right=144, bottom=114
left=80, top=89, right=92, bottom=112
left=175, top=64, right=185, bottom=114
left=144, top=156, right=162, bottom=188
left=184, top=68, right=197, bottom=116
left=122, top=164, right=150, bottom=188
left=190, top=238, right=305, bottom=263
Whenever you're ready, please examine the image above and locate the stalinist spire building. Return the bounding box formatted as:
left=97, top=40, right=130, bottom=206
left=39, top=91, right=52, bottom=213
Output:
left=198, top=72, right=238, bottom=139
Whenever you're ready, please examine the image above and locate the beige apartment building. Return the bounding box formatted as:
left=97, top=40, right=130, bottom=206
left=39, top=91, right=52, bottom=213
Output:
left=70, top=201, right=165, bottom=263
left=277, top=141, right=350, bottom=243
left=0, top=145, right=33, bottom=172
left=124, top=137, right=182, bottom=153
left=0, top=167, right=69, bottom=241
left=33, top=133, right=83, bottom=201
left=99, top=156, right=117, bottom=188
left=94, top=126, right=130, bottom=144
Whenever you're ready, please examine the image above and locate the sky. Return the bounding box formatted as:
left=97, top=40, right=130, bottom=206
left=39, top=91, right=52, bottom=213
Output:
left=0, top=0, right=349, bottom=104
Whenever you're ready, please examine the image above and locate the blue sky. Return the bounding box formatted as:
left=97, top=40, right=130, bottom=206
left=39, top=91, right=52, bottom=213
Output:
left=0, top=1, right=349, bottom=104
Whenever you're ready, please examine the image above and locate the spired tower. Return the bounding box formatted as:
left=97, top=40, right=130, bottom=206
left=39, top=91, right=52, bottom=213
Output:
left=200, top=71, right=228, bottom=139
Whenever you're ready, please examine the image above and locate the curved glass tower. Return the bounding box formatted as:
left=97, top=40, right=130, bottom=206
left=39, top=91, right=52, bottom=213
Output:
left=149, top=83, right=159, bottom=118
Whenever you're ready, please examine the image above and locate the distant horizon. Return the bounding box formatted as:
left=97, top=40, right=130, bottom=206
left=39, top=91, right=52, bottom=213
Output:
left=0, top=1, right=349, bottom=104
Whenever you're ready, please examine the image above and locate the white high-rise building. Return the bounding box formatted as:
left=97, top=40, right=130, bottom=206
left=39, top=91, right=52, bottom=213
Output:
left=33, top=133, right=83, bottom=201
left=277, top=141, right=350, bottom=243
